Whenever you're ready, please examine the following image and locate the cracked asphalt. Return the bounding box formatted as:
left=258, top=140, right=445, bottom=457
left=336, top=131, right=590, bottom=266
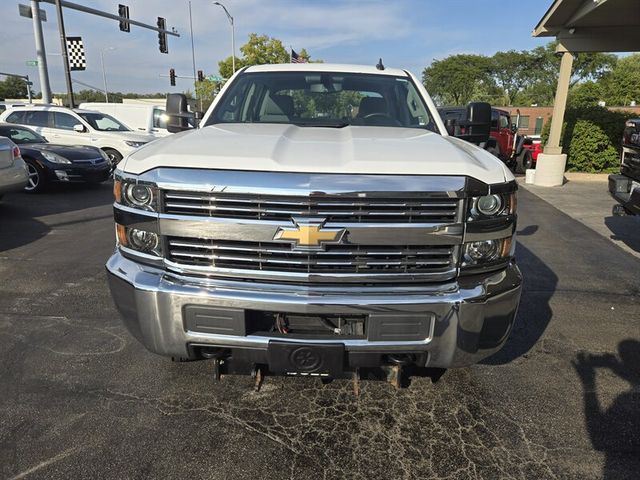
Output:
left=0, top=182, right=638, bottom=480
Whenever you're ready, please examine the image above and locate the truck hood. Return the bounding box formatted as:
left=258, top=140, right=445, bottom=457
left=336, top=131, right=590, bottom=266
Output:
left=122, top=124, right=511, bottom=184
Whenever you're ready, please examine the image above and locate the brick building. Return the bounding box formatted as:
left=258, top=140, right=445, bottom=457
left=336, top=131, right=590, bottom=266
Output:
left=499, top=105, right=640, bottom=137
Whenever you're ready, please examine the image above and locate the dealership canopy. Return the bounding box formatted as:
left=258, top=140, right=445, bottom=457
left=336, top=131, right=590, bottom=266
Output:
left=530, top=0, right=640, bottom=187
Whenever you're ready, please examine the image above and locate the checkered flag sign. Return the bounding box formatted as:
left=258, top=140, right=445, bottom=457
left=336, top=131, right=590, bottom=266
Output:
left=65, top=36, right=86, bottom=71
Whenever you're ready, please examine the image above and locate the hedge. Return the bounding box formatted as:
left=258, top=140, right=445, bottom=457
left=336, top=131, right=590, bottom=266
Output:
left=540, top=106, right=633, bottom=173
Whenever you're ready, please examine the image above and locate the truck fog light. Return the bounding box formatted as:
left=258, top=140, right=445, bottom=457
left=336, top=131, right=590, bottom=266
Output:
left=127, top=228, right=159, bottom=253
left=465, top=239, right=498, bottom=262
left=125, top=184, right=153, bottom=207
left=476, top=194, right=503, bottom=216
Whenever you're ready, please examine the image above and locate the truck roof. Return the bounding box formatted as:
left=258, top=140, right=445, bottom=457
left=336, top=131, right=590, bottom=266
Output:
left=244, top=63, right=409, bottom=77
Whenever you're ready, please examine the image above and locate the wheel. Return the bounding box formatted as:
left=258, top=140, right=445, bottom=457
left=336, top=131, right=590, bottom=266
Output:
left=24, top=160, right=47, bottom=193
left=515, top=150, right=533, bottom=174
left=102, top=148, right=123, bottom=167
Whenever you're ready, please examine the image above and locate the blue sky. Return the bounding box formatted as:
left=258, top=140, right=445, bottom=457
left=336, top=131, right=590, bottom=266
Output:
left=0, top=0, right=553, bottom=95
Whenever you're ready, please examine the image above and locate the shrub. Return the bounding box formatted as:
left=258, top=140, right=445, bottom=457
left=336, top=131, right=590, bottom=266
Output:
left=540, top=106, right=632, bottom=172
left=566, top=120, right=619, bottom=172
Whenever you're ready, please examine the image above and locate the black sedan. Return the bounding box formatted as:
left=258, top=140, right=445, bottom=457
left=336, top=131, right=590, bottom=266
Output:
left=0, top=124, right=111, bottom=193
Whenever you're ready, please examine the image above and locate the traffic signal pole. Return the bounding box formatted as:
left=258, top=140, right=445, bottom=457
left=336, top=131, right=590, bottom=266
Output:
left=30, top=0, right=51, bottom=103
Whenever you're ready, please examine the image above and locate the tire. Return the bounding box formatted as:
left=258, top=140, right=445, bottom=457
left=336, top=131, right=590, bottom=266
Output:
left=102, top=148, right=123, bottom=167
left=515, top=150, right=533, bottom=174
left=24, top=159, right=47, bottom=193
left=486, top=144, right=500, bottom=158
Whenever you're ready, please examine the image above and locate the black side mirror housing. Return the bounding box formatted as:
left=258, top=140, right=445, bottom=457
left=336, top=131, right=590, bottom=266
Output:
left=166, top=93, right=195, bottom=133
left=453, top=102, right=491, bottom=144
left=511, top=122, right=518, bottom=133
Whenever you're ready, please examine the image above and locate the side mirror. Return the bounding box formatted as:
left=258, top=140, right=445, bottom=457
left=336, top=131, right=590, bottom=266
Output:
left=73, top=124, right=86, bottom=133
left=166, top=93, right=195, bottom=133
left=511, top=122, right=518, bottom=133
left=453, top=102, right=491, bottom=144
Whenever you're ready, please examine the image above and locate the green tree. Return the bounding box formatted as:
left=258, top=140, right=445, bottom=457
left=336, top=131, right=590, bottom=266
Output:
left=522, top=42, right=616, bottom=105
left=568, top=81, right=603, bottom=107
left=218, top=33, right=290, bottom=79
left=0, top=76, right=33, bottom=99
left=600, top=54, right=640, bottom=106
left=194, top=79, right=222, bottom=110
left=422, top=54, right=492, bottom=105
left=489, top=50, right=536, bottom=105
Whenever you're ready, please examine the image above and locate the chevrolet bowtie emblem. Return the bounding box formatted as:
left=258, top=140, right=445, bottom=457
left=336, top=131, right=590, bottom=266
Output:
left=274, top=218, right=345, bottom=250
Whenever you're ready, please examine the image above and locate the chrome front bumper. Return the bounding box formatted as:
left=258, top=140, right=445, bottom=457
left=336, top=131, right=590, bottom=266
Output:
left=106, top=251, right=522, bottom=368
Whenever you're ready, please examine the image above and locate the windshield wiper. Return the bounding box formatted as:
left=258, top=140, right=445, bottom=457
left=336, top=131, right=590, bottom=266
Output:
left=293, top=121, right=351, bottom=128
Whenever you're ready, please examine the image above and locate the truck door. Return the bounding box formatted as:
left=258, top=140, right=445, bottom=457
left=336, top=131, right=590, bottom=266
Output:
left=499, top=112, right=512, bottom=156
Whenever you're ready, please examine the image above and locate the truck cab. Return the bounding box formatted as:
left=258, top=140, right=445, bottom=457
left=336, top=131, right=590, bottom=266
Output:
left=106, top=64, right=522, bottom=385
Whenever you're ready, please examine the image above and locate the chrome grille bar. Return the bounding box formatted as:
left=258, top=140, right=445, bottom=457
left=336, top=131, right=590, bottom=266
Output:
left=166, top=237, right=455, bottom=275
left=163, top=191, right=460, bottom=223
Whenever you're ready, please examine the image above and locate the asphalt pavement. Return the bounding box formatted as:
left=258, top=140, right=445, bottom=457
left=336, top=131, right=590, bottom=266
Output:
left=0, top=182, right=638, bottom=480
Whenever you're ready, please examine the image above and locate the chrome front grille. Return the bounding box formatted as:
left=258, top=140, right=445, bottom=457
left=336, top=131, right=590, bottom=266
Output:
left=166, top=237, right=456, bottom=275
left=163, top=191, right=459, bottom=223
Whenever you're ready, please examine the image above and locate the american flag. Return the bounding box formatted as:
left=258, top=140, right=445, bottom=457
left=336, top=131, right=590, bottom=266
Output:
left=291, top=49, right=307, bottom=63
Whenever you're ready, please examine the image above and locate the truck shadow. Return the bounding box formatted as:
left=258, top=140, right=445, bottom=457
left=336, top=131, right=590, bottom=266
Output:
left=604, top=214, right=640, bottom=253
left=572, top=340, right=640, bottom=479
left=482, top=234, right=556, bottom=365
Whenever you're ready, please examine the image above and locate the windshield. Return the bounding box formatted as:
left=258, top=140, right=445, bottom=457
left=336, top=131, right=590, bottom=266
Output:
left=77, top=112, right=130, bottom=132
left=0, top=126, right=46, bottom=144
left=206, top=71, right=438, bottom=131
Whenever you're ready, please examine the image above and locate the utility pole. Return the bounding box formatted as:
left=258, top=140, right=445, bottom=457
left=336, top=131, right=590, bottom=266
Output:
left=30, top=0, right=51, bottom=103
left=54, top=0, right=75, bottom=108
left=188, top=1, right=200, bottom=110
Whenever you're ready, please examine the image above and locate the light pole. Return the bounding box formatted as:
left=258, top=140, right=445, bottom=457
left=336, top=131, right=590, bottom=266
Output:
left=213, top=1, right=235, bottom=74
left=100, top=46, right=116, bottom=102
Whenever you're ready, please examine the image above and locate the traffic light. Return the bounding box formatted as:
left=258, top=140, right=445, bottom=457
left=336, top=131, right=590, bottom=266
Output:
left=197, top=70, right=204, bottom=82
left=169, top=68, right=176, bottom=86
left=118, top=4, right=130, bottom=32
left=157, top=17, right=168, bottom=54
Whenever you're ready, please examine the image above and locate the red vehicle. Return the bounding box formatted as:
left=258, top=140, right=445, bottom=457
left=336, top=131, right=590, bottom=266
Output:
left=438, top=107, right=534, bottom=174
left=522, top=135, right=542, bottom=162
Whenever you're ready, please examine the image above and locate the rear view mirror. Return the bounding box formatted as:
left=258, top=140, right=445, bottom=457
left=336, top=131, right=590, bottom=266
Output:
left=453, top=102, right=491, bottom=144
left=166, top=93, right=195, bottom=133
left=73, top=124, right=86, bottom=133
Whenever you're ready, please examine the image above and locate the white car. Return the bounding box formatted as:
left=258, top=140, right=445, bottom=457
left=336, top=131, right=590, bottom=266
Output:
left=0, top=137, right=28, bottom=200
left=79, top=103, right=171, bottom=138
left=0, top=105, right=156, bottom=165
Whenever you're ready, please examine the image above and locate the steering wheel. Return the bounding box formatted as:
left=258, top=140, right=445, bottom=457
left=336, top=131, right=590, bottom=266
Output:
left=362, top=113, right=402, bottom=126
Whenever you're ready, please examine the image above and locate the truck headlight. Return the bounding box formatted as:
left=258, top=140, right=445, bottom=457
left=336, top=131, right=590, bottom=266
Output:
left=113, top=177, right=157, bottom=212
left=462, top=237, right=513, bottom=267
left=469, top=192, right=516, bottom=219
left=116, top=224, right=161, bottom=256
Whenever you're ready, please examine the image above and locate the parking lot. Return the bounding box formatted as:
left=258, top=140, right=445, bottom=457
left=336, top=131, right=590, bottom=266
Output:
left=0, top=182, right=638, bottom=480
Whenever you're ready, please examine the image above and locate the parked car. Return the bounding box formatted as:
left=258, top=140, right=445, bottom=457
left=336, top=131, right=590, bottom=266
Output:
left=0, top=105, right=156, bottom=166
left=609, top=118, right=640, bottom=215
left=107, top=63, right=522, bottom=385
left=438, top=106, right=533, bottom=173
left=79, top=102, right=170, bottom=138
left=0, top=124, right=111, bottom=192
left=0, top=137, right=28, bottom=201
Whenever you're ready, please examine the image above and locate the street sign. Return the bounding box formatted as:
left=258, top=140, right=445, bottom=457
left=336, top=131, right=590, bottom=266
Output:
left=207, top=75, right=224, bottom=82
left=18, top=4, right=47, bottom=21
left=26, top=60, right=39, bottom=67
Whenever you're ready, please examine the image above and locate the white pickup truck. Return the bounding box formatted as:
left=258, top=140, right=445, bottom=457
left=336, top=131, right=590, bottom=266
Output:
left=106, top=63, right=522, bottom=385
